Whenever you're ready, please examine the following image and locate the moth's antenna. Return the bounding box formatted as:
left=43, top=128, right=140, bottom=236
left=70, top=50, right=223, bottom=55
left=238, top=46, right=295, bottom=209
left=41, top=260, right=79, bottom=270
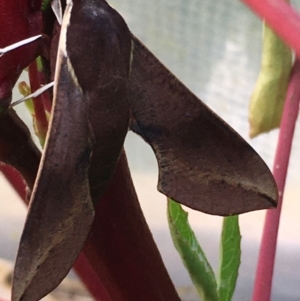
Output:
left=0, top=35, right=42, bottom=57
left=10, top=82, right=54, bottom=108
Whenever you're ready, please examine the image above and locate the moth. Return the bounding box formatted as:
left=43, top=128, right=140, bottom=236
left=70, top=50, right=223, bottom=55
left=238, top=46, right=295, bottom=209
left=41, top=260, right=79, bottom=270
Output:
left=11, top=0, right=278, bottom=300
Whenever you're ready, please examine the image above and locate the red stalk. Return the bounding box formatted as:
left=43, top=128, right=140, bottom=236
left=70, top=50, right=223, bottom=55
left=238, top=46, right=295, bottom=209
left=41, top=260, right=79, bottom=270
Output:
left=0, top=164, right=26, bottom=201
left=74, top=254, right=112, bottom=300
left=252, top=59, right=300, bottom=301
left=0, top=111, right=41, bottom=196
left=241, top=0, right=300, bottom=57
left=76, top=150, right=181, bottom=301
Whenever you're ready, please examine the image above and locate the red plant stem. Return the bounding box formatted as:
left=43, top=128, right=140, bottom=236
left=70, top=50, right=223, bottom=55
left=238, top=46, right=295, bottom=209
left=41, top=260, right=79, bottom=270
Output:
left=0, top=111, right=41, bottom=196
left=252, top=59, right=300, bottom=301
left=0, top=164, right=26, bottom=201
left=74, top=254, right=112, bottom=301
left=75, top=150, right=181, bottom=301
left=241, top=0, right=300, bottom=57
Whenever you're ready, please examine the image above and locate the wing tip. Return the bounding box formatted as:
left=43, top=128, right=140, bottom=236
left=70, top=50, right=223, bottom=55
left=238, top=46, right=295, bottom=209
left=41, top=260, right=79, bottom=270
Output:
left=158, top=176, right=278, bottom=216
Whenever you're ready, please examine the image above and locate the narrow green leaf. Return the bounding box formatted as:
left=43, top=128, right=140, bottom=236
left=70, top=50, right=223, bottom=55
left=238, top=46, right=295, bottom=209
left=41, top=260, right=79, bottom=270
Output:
left=18, top=81, right=34, bottom=113
left=217, top=216, right=241, bottom=301
left=41, top=0, right=51, bottom=11
left=167, top=199, right=219, bottom=301
left=249, top=20, right=292, bottom=138
left=36, top=56, right=44, bottom=72
left=24, top=98, right=34, bottom=115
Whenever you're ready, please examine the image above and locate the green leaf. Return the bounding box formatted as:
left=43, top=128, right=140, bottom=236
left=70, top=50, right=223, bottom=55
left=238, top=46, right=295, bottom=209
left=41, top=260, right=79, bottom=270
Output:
left=249, top=21, right=292, bottom=138
left=217, top=216, right=241, bottom=301
left=24, top=98, right=34, bottom=114
left=41, top=0, right=52, bottom=11
left=18, top=81, right=34, bottom=113
left=167, top=199, right=219, bottom=301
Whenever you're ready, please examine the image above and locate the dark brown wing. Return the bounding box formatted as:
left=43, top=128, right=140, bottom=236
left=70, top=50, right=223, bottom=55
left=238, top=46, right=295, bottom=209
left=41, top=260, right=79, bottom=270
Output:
left=128, top=36, right=278, bottom=216
left=12, top=55, right=94, bottom=301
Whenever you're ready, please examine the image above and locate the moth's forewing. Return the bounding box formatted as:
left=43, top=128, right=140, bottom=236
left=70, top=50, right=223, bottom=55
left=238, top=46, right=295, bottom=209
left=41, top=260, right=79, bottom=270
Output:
left=128, top=36, right=278, bottom=216
left=12, top=3, right=95, bottom=301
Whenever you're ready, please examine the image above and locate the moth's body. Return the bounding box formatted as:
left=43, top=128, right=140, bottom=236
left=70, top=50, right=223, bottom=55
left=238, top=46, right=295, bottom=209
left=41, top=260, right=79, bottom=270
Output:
left=66, top=0, right=132, bottom=203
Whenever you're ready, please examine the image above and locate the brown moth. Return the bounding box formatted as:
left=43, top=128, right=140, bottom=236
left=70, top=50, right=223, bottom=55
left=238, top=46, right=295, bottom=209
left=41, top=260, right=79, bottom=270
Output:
left=12, top=1, right=132, bottom=301
left=12, top=0, right=278, bottom=300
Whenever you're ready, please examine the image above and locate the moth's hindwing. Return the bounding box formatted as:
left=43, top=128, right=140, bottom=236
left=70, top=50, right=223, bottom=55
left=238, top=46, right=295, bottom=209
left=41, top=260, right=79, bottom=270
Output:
left=128, top=36, right=278, bottom=216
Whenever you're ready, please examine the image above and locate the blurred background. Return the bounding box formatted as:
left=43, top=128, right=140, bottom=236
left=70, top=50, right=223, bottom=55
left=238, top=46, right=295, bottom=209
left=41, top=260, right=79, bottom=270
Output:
left=1, top=0, right=300, bottom=300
